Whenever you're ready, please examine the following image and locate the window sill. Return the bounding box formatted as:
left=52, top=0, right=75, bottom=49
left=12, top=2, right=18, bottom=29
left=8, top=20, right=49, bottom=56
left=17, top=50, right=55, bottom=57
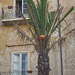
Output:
left=1, top=17, right=30, bottom=25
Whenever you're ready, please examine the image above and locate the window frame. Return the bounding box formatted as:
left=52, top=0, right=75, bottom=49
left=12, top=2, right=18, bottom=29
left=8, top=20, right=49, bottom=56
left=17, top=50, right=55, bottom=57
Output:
left=11, top=51, right=30, bottom=73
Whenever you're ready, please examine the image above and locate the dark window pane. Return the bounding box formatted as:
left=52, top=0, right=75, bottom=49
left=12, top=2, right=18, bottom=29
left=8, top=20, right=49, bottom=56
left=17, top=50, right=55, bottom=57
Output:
left=22, top=70, right=25, bottom=75
left=22, top=62, right=25, bottom=69
left=23, top=0, right=26, bottom=3
left=22, top=70, right=27, bottom=75
left=23, top=9, right=27, bottom=14
left=16, top=1, right=22, bottom=17
left=23, top=4, right=27, bottom=8
left=22, top=54, right=27, bottom=61
left=22, top=61, right=27, bottom=70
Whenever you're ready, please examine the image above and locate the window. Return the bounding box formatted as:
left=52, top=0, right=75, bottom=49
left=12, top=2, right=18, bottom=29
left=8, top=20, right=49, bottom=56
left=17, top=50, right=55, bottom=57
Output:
left=11, top=51, right=30, bottom=75
left=13, top=0, right=28, bottom=18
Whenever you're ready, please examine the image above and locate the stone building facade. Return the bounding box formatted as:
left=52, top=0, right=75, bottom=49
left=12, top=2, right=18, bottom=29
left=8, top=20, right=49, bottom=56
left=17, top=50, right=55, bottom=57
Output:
left=0, top=0, right=75, bottom=75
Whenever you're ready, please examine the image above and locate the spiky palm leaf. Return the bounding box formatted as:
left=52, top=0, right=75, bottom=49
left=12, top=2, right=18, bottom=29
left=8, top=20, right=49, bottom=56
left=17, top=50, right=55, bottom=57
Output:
left=26, top=0, right=74, bottom=38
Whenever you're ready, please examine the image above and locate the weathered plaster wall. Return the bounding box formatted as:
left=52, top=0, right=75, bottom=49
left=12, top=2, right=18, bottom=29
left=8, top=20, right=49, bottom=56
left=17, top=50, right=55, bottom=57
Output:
left=0, top=24, right=34, bottom=72
left=49, top=30, right=75, bottom=75
left=62, top=30, right=75, bottom=75
left=0, top=0, right=13, bottom=18
left=0, top=0, right=75, bottom=75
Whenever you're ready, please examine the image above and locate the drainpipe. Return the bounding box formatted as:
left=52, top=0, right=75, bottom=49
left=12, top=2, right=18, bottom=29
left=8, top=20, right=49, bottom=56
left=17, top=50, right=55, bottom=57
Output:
left=57, top=0, right=63, bottom=75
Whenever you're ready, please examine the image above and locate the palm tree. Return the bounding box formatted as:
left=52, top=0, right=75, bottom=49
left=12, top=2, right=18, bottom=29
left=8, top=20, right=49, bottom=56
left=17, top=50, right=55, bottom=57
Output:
left=15, top=0, right=74, bottom=75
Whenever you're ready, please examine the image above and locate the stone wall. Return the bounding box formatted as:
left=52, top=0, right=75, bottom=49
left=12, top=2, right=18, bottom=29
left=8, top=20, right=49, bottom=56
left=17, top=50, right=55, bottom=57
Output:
left=49, top=29, right=75, bottom=75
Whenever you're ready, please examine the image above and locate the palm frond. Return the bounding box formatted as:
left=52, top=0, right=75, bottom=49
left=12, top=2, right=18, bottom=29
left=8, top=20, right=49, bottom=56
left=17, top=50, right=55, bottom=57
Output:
left=26, top=0, right=48, bottom=35
left=48, top=27, right=75, bottom=51
left=26, top=0, right=41, bottom=36
left=52, top=6, right=74, bottom=32
left=16, top=26, right=37, bottom=46
left=47, top=5, right=63, bottom=36
left=20, top=12, right=39, bottom=45
left=24, top=0, right=74, bottom=48
left=46, top=11, right=55, bottom=34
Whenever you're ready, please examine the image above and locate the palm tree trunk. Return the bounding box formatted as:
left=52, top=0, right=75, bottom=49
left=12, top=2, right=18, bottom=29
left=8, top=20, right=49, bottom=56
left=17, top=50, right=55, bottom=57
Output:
left=37, top=47, right=50, bottom=75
